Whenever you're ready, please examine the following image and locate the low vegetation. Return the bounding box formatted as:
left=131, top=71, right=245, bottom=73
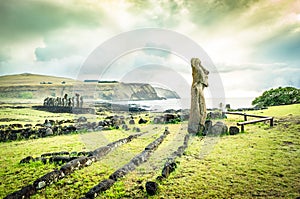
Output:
left=252, top=86, right=300, bottom=107
left=0, top=104, right=299, bottom=198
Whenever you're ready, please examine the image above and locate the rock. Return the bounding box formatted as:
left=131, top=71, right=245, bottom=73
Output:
left=45, top=128, right=53, bottom=136
left=94, top=126, right=103, bottom=131
left=229, top=126, right=239, bottom=135
left=207, top=111, right=222, bottom=119
left=20, top=156, right=33, bottom=164
left=129, top=119, right=135, bottom=125
left=163, top=114, right=177, bottom=123
left=164, top=127, right=170, bottom=135
left=4, top=184, right=36, bottom=199
left=109, top=162, right=136, bottom=181
left=138, top=118, right=148, bottom=124
left=33, top=170, right=61, bottom=190
left=210, top=121, right=228, bottom=135
left=49, top=156, right=72, bottom=164
left=121, top=124, right=129, bottom=131
left=203, top=120, right=212, bottom=135
left=145, top=181, right=158, bottom=196
left=180, top=113, right=189, bottom=121
left=78, top=116, right=87, bottom=123
left=85, top=179, right=115, bottom=198
left=162, top=162, right=177, bottom=178
left=153, top=117, right=160, bottom=124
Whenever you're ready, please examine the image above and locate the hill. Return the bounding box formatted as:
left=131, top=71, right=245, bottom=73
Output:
left=0, top=73, right=178, bottom=102
left=0, top=73, right=80, bottom=86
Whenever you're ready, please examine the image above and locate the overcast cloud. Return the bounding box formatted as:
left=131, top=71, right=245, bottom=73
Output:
left=0, top=0, right=299, bottom=103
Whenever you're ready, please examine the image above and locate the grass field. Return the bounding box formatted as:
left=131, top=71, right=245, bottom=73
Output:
left=0, top=104, right=299, bottom=198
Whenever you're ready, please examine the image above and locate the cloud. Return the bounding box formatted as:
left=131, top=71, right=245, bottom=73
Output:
left=254, top=27, right=300, bottom=63
left=219, top=62, right=300, bottom=97
left=0, top=0, right=103, bottom=44
left=0, top=55, right=83, bottom=78
left=0, top=0, right=299, bottom=106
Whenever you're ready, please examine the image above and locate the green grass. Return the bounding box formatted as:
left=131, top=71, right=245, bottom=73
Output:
left=0, top=104, right=299, bottom=198
left=242, top=104, right=300, bottom=117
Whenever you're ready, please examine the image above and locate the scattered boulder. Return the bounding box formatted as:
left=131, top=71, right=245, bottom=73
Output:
left=20, top=156, right=34, bottom=164
left=121, top=124, right=129, bottom=131
left=162, top=162, right=177, bottom=178
left=129, top=119, right=135, bottom=125
left=207, top=111, right=225, bottom=119
left=145, top=181, right=158, bottom=196
left=77, top=116, right=87, bottom=123
left=138, top=118, right=148, bottom=124
left=94, top=126, right=103, bottom=131
left=210, top=121, right=228, bottom=135
left=229, top=126, right=240, bottom=135
left=163, top=114, right=176, bottom=123
left=45, top=128, right=53, bottom=136
left=153, top=116, right=164, bottom=124
left=133, top=127, right=141, bottom=132
left=203, top=120, right=212, bottom=135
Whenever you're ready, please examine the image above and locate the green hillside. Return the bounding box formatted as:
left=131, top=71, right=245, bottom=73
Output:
left=0, top=73, right=81, bottom=86
left=0, top=73, right=174, bottom=102
left=0, top=104, right=299, bottom=198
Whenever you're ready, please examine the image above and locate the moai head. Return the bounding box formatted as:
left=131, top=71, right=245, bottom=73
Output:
left=191, top=58, right=209, bottom=87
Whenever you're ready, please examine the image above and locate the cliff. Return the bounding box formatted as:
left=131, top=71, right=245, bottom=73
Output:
left=154, top=87, right=180, bottom=99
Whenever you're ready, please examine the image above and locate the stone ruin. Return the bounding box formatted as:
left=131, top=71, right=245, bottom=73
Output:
left=33, top=93, right=94, bottom=114
left=43, top=93, right=83, bottom=108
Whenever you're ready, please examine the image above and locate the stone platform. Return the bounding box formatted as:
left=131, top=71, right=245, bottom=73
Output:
left=32, top=106, right=95, bottom=114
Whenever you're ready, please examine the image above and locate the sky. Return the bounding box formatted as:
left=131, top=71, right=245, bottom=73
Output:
left=0, top=0, right=299, bottom=106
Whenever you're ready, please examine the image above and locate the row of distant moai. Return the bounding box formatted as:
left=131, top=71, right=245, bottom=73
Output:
left=43, top=93, right=83, bottom=108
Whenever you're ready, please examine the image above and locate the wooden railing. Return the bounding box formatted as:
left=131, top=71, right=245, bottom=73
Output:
left=225, top=112, right=274, bottom=132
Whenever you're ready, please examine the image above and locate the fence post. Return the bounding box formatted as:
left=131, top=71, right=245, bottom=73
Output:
left=241, top=124, right=244, bottom=132
left=244, top=114, right=247, bottom=121
left=270, top=118, right=274, bottom=127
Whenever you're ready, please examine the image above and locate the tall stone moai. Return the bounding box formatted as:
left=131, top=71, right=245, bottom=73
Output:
left=80, top=96, right=83, bottom=108
left=71, top=97, right=75, bottom=107
left=63, top=94, right=68, bottom=107
left=75, top=93, right=80, bottom=108
left=188, top=58, right=209, bottom=134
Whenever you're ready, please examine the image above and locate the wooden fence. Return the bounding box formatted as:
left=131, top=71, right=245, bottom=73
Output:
left=225, top=112, right=274, bottom=132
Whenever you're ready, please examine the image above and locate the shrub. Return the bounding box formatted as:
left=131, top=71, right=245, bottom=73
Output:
left=252, top=87, right=300, bottom=107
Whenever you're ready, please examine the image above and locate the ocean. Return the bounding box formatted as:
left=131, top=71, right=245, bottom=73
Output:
left=95, top=97, right=254, bottom=112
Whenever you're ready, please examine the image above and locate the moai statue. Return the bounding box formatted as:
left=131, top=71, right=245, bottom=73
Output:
left=71, top=97, right=75, bottom=107
left=50, top=98, right=55, bottom=106
left=55, top=97, right=59, bottom=106
left=75, top=93, right=80, bottom=108
left=80, top=96, right=83, bottom=108
left=68, top=98, right=72, bottom=107
left=58, top=97, right=62, bottom=106
left=43, top=97, right=49, bottom=106
left=64, top=94, right=68, bottom=107
left=188, top=58, right=209, bottom=134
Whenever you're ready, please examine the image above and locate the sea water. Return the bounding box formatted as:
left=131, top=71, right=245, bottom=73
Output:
left=95, top=97, right=254, bottom=112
